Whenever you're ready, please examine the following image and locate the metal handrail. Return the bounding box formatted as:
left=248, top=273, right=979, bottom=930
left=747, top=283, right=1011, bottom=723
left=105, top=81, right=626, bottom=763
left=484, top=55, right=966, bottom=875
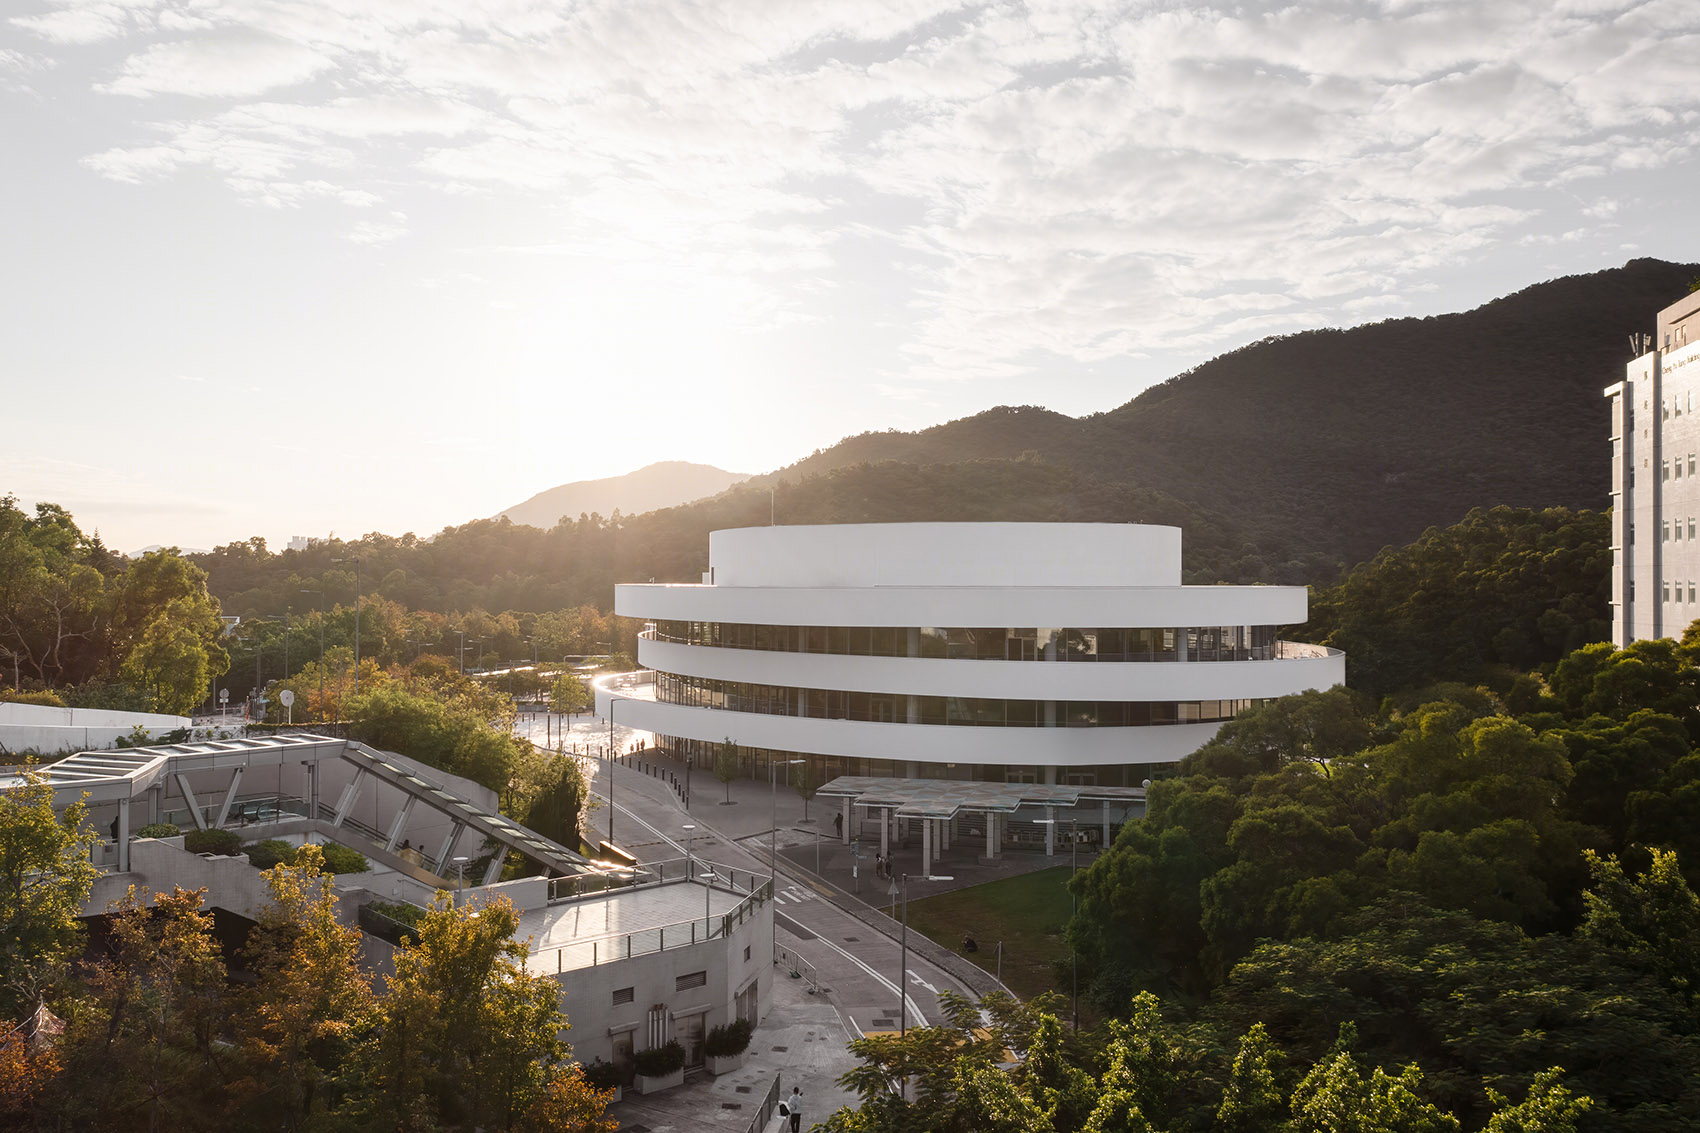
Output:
left=744, top=1072, right=781, bottom=1133
left=530, top=878, right=772, bottom=973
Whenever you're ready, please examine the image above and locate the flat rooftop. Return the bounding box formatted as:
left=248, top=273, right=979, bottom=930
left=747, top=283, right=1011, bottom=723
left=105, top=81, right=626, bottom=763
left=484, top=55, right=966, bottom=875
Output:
left=518, top=879, right=749, bottom=974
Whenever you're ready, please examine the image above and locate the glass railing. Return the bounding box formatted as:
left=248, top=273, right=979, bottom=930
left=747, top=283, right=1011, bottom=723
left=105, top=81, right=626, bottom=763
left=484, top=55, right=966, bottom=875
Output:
left=529, top=877, right=772, bottom=974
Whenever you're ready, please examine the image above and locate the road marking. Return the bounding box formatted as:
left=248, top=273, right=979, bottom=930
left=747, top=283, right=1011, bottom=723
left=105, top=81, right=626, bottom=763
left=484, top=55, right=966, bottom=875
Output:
left=779, top=922, right=927, bottom=1028
left=908, top=973, right=938, bottom=995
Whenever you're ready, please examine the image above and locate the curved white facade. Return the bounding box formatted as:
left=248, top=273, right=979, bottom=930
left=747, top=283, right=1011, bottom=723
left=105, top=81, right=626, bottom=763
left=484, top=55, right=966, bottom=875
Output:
left=604, top=523, right=1344, bottom=784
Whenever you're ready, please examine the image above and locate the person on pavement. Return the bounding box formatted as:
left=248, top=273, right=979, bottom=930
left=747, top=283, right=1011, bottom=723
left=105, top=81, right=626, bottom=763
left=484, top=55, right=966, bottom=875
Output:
left=787, top=1085, right=803, bottom=1132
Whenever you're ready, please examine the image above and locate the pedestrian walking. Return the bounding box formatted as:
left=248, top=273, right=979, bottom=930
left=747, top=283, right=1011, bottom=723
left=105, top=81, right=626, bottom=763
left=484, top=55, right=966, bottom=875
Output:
left=786, top=1086, right=803, bottom=1133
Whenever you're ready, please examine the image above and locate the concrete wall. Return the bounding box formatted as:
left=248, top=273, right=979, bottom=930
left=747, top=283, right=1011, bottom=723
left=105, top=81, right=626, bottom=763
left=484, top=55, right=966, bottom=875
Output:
left=0, top=701, right=190, bottom=756
left=553, top=899, right=771, bottom=1067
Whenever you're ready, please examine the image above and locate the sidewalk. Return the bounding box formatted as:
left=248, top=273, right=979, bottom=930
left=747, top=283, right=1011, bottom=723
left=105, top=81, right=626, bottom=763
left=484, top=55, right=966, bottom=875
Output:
left=602, top=944, right=860, bottom=1132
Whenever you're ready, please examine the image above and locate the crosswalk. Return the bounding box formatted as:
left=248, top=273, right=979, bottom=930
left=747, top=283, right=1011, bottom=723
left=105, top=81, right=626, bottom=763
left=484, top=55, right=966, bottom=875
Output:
left=774, top=883, right=817, bottom=906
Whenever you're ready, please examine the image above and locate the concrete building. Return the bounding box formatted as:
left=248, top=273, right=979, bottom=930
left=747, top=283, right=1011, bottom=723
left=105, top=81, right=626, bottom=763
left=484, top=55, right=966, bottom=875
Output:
left=17, top=733, right=770, bottom=1074
left=602, top=523, right=1344, bottom=787
left=1606, top=288, right=1700, bottom=645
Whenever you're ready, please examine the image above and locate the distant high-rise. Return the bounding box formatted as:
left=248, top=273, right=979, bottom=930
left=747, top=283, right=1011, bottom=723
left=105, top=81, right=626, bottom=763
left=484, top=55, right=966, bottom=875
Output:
left=1606, top=288, right=1700, bottom=645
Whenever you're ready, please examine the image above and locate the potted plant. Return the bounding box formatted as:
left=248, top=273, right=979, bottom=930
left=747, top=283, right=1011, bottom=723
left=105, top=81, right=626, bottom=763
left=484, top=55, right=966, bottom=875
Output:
left=583, top=1058, right=625, bottom=1105
left=631, top=1040, right=685, bottom=1094
left=704, top=1018, right=753, bottom=1075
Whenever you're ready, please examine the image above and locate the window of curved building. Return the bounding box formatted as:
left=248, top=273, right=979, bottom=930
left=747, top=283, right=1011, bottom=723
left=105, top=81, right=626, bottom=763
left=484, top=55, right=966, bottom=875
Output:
left=652, top=621, right=1279, bottom=662
left=654, top=671, right=1262, bottom=727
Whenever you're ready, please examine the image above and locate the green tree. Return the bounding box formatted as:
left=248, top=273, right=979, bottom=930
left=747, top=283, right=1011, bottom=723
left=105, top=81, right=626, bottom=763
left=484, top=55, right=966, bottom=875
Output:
left=1215, top=1022, right=1283, bottom=1132
left=55, top=886, right=229, bottom=1131
left=231, top=845, right=375, bottom=1130
left=548, top=673, right=591, bottom=714
left=1579, top=848, right=1700, bottom=1007
left=794, top=760, right=819, bottom=821
left=715, top=738, right=739, bottom=804
left=367, top=894, right=583, bottom=1131
left=1485, top=1068, right=1592, bottom=1133
left=0, top=774, right=98, bottom=1018
left=347, top=682, right=528, bottom=799
left=522, top=755, right=590, bottom=851
left=1288, top=1028, right=1459, bottom=1133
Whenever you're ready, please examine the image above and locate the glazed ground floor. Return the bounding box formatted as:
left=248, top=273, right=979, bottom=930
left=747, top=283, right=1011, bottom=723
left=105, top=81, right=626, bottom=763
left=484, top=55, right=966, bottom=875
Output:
left=658, top=732, right=1171, bottom=789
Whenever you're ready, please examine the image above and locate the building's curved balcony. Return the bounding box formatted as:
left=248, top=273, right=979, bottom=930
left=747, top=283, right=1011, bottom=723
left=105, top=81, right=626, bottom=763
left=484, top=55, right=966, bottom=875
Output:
left=592, top=692, right=1227, bottom=768
left=636, top=635, right=1345, bottom=703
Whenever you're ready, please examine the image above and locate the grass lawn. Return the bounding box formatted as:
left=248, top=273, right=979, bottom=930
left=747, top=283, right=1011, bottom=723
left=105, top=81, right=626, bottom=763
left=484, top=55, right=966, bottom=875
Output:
left=902, top=866, right=1079, bottom=1009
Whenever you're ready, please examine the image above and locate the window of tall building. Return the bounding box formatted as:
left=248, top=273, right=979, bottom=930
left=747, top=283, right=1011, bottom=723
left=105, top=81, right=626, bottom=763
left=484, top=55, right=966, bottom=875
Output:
left=1664, top=581, right=1672, bottom=603
left=1664, top=460, right=1671, bottom=481
left=1691, top=581, right=1697, bottom=604
left=1689, top=454, right=1696, bottom=476
left=1691, top=518, right=1696, bottom=540
left=1664, top=521, right=1671, bottom=542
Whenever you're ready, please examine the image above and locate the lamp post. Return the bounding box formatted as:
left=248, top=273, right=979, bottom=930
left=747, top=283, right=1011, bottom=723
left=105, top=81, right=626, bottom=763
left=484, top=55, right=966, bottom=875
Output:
left=333, top=555, right=362, bottom=695
left=1039, top=816, right=1081, bottom=1031
left=770, top=757, right=804, bottom=953
left=890, top=871, right=953, bottom=1038
left=605, top=694, right=633, bottom=847
left=299, top=590, right=326, bottom=722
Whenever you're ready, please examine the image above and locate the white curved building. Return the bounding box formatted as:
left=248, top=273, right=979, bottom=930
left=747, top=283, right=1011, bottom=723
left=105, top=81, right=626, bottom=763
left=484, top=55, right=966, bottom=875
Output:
left=601, top=523, right=1344, bottom=786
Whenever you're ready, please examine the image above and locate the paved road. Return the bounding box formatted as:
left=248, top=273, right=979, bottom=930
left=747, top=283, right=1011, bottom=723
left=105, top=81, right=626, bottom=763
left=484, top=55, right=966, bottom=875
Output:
left=574, top=742, right=977, bottom=1036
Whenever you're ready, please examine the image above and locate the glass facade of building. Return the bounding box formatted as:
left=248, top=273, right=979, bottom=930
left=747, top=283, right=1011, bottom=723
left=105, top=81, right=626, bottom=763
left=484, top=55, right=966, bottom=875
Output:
left=655, top=671, right=1262, bottom=727
left=653, top=621, right=1279, bottom=662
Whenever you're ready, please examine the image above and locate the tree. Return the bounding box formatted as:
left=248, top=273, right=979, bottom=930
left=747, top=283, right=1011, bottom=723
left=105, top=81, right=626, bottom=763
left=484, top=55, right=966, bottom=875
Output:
left=1215, top=1022, right=1283, bottom=1132
left=716, top=738, right=739, bottom=804
left=1579, top=848, right=1700, bottom=1007
left=230, top=845, right=375, bottom=1130
left=55, top=886, right=229, bottom=1130
left=794, top=760, right=819, bottom=821
left=522, top=755, right=590, bottom=851
left=549, top=673, right=591, bottom=714
left=0, top=773, right=98, bottom=1019
left=1287, top=1027, right=1459, bottom=1133
left=367, top=894, right=595, bottom=1131
left=1485, top=1068, right=1592, bottom=1133
left=347, top=682, right=529, bottom=799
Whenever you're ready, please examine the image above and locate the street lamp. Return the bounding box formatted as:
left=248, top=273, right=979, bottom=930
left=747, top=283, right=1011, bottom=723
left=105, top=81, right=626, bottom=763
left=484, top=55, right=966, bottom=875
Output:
left=890, top=871, right=953, bottom=1038
left=605, top=694, right=635, bottom=848
left=770, top=758, right=804, bottom=953
left=1039, top=815, right=1081, bottom=1031
left=299, top=590, right=326, bottom=722
left=333, top=555, right=362, bottom=695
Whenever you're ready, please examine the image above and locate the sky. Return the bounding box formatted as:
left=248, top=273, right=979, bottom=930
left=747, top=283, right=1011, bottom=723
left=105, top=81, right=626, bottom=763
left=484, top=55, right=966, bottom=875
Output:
left=6, top=0, right=1700, bottom=554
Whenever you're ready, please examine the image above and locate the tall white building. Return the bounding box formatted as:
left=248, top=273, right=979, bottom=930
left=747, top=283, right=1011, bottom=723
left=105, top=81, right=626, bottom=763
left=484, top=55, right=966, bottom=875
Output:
left=1606, top=288, right=1700, bottom=645
left=601, top=523, right=1344, bottom=786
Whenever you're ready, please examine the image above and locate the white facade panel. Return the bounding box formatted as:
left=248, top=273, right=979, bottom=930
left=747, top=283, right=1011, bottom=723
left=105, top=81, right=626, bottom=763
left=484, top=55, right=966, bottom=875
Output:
left=598, top=693, right=1225, bottom=768
left=617, top=583, right=1308, bottom=628
left=708, top=523, right=1182, bottom=588
left=636, top=636, right=1344, bottom=702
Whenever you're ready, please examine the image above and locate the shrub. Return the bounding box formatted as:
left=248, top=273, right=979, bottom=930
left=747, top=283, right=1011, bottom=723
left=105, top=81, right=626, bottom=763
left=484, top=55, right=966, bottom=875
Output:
left=632, top=1041, right=684, bottom=1077
left=183, top=827, right=243, bottom=856
left=359, top=900, right=427, bottom=945
left=704, top=1018, right=753, bottom=1058
left=582, top=1059, right=625, bottom=1091
left=319, top=843, right=370, bottom=874
left=243, top=839, right=296, bottom=870
left=134, top=822, right=180, bottom=839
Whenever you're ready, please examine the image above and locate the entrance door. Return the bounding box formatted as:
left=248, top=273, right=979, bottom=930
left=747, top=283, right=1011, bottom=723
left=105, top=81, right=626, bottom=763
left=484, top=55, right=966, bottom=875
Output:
left=677, top=1013, right=706, bottom=1068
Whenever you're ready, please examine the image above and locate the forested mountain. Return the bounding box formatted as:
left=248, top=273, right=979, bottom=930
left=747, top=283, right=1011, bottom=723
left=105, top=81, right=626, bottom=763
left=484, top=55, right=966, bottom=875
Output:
left=497, top=460, right=748, bottom=529
left=187, top=259, right=1694, bottom=629
left=757, top=257, right=1698, bottom=567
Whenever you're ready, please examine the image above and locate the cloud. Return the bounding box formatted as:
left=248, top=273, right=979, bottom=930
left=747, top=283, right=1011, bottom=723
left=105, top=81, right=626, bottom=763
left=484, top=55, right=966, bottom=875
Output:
left=32, top=0, right=1700, bottom=388
left=99, top=33, right=333, bottom=98
left=348, top=213, right=408, bottom=244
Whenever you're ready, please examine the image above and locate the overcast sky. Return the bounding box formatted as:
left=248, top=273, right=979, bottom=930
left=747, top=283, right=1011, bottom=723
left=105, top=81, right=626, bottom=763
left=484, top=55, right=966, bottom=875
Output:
left=7, top=0, right=1700, bottom=553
